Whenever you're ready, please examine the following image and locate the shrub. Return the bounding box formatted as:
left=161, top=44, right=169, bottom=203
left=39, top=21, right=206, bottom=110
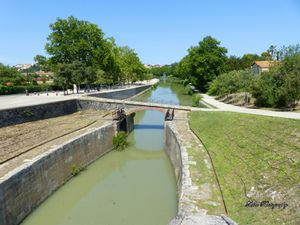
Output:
left=0, top=84, right=56, bottom=95
left=192, top=93, right=202, bottom=107
left=251, top=61, right=300, bottom=109
left=251, top=72, right=284, bottom=107
left=70, top=164, right=80, bottom=176
left=280, top=72, right=300, bottom=109
left=208, top=70, right=255, bottom=96
left=184, top=85, right=193, bottom=95
left=112, top=131, right=129, bottom=151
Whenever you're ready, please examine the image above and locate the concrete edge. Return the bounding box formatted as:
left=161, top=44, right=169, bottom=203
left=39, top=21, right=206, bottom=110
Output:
left=165, top=122, right=238, bottom=225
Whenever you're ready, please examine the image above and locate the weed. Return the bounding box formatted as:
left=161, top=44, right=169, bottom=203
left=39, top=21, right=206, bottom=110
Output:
left=113, top=131, right=129, bottom=151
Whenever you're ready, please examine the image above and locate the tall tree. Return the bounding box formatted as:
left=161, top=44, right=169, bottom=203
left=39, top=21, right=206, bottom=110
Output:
left=116, top=46, right=146, bottom=82
left=177, top=36, right=227, bottom=91
left=44, top=16, right=114, bottom=88
left=45, top=16, right=109, bottom=67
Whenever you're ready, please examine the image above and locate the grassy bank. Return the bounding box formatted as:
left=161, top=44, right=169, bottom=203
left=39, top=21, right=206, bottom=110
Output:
left=189, top=111, right=300, bottom=225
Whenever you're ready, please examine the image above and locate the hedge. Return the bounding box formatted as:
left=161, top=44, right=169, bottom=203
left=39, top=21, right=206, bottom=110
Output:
left=0, top=84, right=60, bottom=95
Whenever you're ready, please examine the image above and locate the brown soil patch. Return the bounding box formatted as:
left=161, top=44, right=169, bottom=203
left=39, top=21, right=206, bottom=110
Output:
left=0, top=110, right=112, bottom=177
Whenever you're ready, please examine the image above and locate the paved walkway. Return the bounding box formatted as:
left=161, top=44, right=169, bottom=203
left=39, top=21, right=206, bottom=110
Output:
left=0, top=92, right=77, bottom=110
left=200, top=94, right=300, bottom=120
left=0, top=79, right=159, bottom=110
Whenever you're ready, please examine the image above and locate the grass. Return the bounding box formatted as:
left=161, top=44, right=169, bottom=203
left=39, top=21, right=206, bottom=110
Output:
left=185, top=134, right=225, bottom=215
left=189, top=111, right=300, bottom=225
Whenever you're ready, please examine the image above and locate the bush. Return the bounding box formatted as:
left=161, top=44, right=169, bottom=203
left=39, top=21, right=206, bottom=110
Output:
left=208, top=70, right=255, bottom=96
left=192, top=93, right=202, bottom=107
left=0, top=84, right=56, bottom=95
left=70, top=164, right=80, bottom=176
left=185, top=85, right=193, bottom=95
left=280, top=72, right=300, bottom=109
left=251, top=55, right=300, bottom=109
left=113, top=131, right=129, bottom=151
left=251, top=72, right=284, bottom=107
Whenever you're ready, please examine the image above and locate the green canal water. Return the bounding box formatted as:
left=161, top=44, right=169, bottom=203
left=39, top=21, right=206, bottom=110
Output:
left=22, top=111, right=177, bottom=225
left=133, top=81, right=206, bottom=107
left=22, top=81, right=196, bottom=225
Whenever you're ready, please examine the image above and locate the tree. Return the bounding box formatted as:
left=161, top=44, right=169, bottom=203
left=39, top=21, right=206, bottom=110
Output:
left=0, top=64, right=25, bottom=85
left=279, top=53, right=300, bottom=109
left=279, top=44, right=300, bottom=60
left=34, top=55, right=49, bottom=71
left=175, top=56, right=192, bottom=80
left=281, top=72, right=300, bottom=110
left=54, top=63, right=73, bottom=94
left=36, top=16, right=148, bottom=88
left=176, top=36, right=228, bottom=91
left=240, top=54, right=261, bottom=68
left=45, top=16, right=109, bottom=67
left=115, top=46, right=146, bottom=83
left=224, top=56, right=244, bottom=72
left=148, top=64, right=177, bottom=78
left=44, top=16, right=116, bottom=88
left=267, top=45, right=277, bottom=60
left=54, top=60, right=98, bottom=93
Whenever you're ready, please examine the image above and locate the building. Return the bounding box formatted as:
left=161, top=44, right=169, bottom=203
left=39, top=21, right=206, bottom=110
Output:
left=14, top=64, right=33, bottom=71
left=251, top=61, right=277, bottom=75
left=143, top=64, right=165, bottom=69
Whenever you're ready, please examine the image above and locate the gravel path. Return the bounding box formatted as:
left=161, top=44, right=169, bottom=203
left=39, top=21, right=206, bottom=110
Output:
left=200, top=94, right=300, bottom=120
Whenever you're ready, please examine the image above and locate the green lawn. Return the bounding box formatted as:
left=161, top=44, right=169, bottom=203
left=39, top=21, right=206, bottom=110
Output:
left=189, top=111, right=300, bottom=225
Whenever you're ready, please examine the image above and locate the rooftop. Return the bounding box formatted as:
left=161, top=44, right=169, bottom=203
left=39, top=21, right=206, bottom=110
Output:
left=252, top=60, right=278, bottom=68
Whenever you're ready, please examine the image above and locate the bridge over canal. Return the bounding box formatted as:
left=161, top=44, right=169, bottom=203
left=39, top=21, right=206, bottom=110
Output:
left=80, top=96, right=193, bottom=111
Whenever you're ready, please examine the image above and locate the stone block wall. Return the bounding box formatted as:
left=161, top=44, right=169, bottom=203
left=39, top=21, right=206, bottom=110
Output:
left=164, top=123, right=183, bottom=192
left=77, top=99, right=138, bottom=111
left=88, top=85, right=152, bottom=100
left=0, top=100, right=77, bottom=128
left=0, top=122, right=116, bottom=225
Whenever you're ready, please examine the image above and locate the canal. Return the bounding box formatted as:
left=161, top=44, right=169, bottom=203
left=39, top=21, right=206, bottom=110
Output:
left=22, top=81, right=196, bottom=225
left=133, top=80, right=206, bottom=107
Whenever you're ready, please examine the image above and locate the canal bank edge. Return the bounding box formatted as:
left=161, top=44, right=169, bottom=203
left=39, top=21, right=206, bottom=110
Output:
left=165, top=121, right=237, bottom=225
left=0, top=121, right=119, bottom=225
left=0, top=81, right=155, bottom=225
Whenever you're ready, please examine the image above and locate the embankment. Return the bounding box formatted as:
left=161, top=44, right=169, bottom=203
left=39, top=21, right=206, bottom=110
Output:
left=165, top=122, right=237, bottom=225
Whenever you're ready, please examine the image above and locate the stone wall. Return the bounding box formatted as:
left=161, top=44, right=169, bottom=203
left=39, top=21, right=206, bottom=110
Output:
left=88, top=85, right=152, bottom=100
left=0, top=83, right=153, bottom=128
left=0, top=122, right=116, bottom=225
left=77, top=99, right=133, bottom=111
left=0, top=98, right=138, bottom=128
left=164, top=123, right=183, bottom=192
left=0, top=100, right=77, bottom=128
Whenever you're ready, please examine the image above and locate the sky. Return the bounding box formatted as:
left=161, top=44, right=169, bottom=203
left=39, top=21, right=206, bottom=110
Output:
left=0, top=0, right=300, bottom=66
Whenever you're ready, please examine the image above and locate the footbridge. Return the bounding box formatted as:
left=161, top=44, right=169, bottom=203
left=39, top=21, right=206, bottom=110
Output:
left=81, top=96, right=192, bottom=111
left=81, top=96, right=192, bottom=122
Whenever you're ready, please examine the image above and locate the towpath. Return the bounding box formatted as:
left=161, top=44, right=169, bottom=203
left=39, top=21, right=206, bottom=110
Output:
left=200, top=94, right=300, bottom=120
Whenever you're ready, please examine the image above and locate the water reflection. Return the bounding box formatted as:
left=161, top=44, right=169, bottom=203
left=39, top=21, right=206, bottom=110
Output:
left=134, top=124, right=164, bottom=130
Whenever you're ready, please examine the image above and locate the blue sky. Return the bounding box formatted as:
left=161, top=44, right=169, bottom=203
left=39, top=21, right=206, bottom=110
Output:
left=0, top=0, right=299, bottom=65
